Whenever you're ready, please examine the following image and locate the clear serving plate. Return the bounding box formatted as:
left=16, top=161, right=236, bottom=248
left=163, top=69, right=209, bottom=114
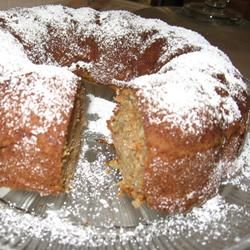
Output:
left=0, top=81, right=250, bottom=250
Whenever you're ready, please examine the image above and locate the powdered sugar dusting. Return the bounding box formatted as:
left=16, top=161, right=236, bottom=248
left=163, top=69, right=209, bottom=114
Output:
left=0, top=66, right=78, bottom=136
left=126, top=46, right=247, bottom=135
left=0, top=29, right=30, bottom=80
left=0, top=95, right=249, bottom=249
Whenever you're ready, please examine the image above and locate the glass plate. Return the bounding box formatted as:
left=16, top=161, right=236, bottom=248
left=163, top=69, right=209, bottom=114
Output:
left=0, top=81, right=250, bottom=250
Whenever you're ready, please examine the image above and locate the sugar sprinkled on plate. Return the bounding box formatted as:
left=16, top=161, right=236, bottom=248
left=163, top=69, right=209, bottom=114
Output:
left=87, top=94, right=116, bottom=141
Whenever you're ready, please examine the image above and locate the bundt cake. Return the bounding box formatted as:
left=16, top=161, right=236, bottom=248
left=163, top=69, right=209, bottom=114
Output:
left=0, top=5, right=249, bottom=212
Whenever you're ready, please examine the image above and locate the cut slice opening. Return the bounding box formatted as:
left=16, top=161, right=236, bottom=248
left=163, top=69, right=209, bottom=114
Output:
left=108, top=88, right=147, bottom=206
left=62, top=83, right=85, bottom=191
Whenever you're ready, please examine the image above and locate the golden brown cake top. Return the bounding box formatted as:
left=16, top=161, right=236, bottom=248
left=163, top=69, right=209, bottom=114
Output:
left=125, top=47, right=248, bottom=137
left=0, top=28, right=79, bottom=140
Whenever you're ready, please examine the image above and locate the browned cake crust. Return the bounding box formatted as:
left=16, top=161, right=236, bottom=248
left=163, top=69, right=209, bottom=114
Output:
left=109, top=85, right=249, bottom=212
left=0, top=5, right=249, bottom=211
left=0, top=69, right=84, bottom=195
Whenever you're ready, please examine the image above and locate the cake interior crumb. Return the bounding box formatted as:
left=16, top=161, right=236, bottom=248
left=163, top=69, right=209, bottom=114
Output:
left=108, top=89, right=147, bottom=205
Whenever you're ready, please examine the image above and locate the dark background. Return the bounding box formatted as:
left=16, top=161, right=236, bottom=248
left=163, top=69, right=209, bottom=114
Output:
left=150, top=0, right=250, bottom=20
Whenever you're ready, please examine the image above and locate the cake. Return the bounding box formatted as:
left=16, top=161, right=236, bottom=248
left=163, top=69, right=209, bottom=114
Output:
left=0, top=5, right=248, bottom=212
